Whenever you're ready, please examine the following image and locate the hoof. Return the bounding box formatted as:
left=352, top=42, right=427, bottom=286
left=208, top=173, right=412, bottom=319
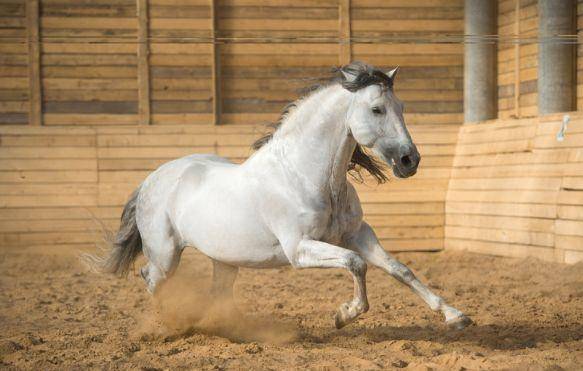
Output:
left=446, top=314, right=474, bottom=330
left=334, top=303, right=355, bottom=329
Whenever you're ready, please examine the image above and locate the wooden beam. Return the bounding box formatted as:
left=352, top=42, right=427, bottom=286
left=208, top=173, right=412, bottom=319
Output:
left=26, top=0, right=42, bottom=126
left=137, top=0, right=151, bottom=125
left=513, top=0, right=520, bottom=118
left=210, top=0, right=222, bottom=125
left=339, top=0, right=351, bottom=65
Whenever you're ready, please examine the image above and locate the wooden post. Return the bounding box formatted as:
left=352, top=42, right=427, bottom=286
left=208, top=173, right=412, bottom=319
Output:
left=339, top=0, right=351, bottom=66
left=26, top=0, right=42, bottom=126
left=538, top=0, right=575, bottom=114
left=210, top=0, right=221, bottom=125
left=137, top=0, right=151, bottom=125
left=464, top=0, right=497, bottom=123
left=514, top=0, right=521, bottom=118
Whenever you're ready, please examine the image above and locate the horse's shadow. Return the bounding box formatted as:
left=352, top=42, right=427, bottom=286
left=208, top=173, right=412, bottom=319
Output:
left=315, top=322, right=583, bottom=350
left=161, top=319, right=583, bottom=351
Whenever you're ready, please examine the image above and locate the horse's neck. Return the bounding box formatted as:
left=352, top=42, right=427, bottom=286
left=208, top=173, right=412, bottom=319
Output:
left=270, top=85, right=355, bottom=198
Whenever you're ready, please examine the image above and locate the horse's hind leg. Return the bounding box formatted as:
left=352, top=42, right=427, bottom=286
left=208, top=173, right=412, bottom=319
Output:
left=210, top=260, right=239, bottom=304
left=141, top=237, right=183, bottom=294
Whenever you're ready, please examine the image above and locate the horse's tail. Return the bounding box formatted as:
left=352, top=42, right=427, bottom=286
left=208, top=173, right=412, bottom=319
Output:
left=83, top=186, right=143, bottom=277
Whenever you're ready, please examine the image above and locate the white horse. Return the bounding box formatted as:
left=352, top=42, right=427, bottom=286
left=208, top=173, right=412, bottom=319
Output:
left=90, top=62, right=472, bottom=330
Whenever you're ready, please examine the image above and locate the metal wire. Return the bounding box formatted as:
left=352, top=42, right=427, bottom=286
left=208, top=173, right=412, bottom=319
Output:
left=0, top=34, right=580, bottom=44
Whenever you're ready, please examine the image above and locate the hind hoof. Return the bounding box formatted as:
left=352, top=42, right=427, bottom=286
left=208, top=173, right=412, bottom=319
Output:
left=446, top=314, right=474, bottom=330
left=334, top=304, right=353, bottom=329
left=334, top=302, right=367, bottom=329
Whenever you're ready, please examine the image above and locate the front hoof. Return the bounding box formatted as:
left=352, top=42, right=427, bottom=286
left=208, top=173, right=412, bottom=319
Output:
left=446, top=314, right=474, bottom=330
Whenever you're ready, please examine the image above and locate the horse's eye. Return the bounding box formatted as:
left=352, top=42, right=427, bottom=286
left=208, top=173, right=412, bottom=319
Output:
left=372, top=107, right=384, bottom=115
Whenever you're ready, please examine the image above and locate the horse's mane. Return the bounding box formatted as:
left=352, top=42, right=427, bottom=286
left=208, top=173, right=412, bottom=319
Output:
left=251, top=61, right=391, bottom=184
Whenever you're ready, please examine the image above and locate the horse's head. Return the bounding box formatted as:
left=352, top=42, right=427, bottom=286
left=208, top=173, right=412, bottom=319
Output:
left=341, top=62, right=420, bottom=178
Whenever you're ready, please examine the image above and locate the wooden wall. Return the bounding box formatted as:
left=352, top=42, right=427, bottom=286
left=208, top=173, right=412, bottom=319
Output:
left=445, top=112, right=583, bottom=264
left=0, top=0, right=28, bottom=125
left=0, top=0, right=464, bottom=253
left=497, top=0, right=539, bottom=119
left=578, top=0, right=583, bottom=111
left=41, top=0, right=139, bottom=126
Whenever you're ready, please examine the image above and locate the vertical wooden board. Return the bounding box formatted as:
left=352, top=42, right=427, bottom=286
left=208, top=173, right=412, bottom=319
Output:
left=138, top=0, right=151, bottom=125
left=338, top=0, right=351, bottom=65
left=26, top=0, right=41, bottom=126
left=514, top=0, right=520, bottom=118
left=211, top=0, right=221, bottom=125
left=578, top=1, right=583, bottom=111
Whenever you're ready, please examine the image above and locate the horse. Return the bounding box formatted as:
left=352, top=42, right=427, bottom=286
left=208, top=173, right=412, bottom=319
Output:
left=88, top=62, right=472, bottom=330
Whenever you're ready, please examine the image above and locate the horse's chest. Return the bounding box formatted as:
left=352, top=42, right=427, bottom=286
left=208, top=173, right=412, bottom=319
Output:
left=301, top=197, right=362, bottom=246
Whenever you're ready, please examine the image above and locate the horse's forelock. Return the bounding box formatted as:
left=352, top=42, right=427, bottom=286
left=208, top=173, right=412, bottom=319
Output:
left=340, top=62, right=393, bottom=92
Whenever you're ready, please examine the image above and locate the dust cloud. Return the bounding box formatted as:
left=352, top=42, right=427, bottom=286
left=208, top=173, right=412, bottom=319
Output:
left=133, top=267, right=299, bottom=345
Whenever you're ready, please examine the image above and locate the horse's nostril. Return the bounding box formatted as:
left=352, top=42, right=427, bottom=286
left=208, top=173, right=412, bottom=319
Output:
left=401, top=155, right=412, bottom=167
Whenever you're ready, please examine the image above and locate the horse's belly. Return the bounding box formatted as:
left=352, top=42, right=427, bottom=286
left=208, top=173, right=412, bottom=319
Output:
left=173, top=173, right=289, bottom=268
left=183, top=212, right=289, bottom=268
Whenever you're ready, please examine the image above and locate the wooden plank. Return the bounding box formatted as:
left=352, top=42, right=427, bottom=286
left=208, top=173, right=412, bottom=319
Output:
left=556, top=220, right=583, bottom=237
left=43, top=114, right=139, bottom=125
left=338, top=0, right=351, bottom=65
left=446, top=238, right=556, bottom=262
left=445, top=225, right=554, bottom=247
left=446, top=201, right=557, bottom=219
left=556, top=235, right=583, bottom=252
left=210, top=0, right=221, bottom=125
left=447, top=214, right=555, bottom=233
left=26, top=0, right=41, bottom=126
left=137, top=0, right=151, bottom=125
left=0, top=170, right=97, bottom=183
left=514, top=0, right=520, bottom=118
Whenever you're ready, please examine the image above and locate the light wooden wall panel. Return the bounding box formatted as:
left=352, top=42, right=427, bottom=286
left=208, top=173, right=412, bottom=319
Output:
left=0, top=0, right=28, bottom=125
left=217, top=1, right=339, bottom=125
left=445, top=113, right=583, bottom=264
left=497, top=0, right=539, bottom=119
left=577, top=0, right=583, bottom=111
left=149, top=0, right=212, bottom=125
left=39, top=0, right=139, bottom=125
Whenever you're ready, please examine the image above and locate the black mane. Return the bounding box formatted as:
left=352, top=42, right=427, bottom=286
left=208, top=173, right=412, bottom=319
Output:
left=252, top=61, right=392, bottom=184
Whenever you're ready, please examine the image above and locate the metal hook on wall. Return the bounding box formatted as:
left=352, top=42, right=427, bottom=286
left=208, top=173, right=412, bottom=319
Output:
left=556, top=114, right=570, bottom=142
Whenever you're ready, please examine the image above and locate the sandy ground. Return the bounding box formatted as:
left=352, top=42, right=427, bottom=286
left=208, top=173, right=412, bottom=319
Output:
left=1, top=246, right=582, bottom=370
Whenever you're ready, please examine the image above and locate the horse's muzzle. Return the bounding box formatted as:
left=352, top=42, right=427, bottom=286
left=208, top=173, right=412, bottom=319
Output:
left=391, top=144, right=420, bottom=178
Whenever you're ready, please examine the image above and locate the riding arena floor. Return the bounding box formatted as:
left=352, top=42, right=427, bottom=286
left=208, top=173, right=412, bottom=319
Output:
left=1, top=246, right=582, bottom=370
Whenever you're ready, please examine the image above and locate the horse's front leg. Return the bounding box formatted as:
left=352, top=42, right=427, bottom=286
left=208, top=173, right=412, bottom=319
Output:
left=290, top=239, right=369, bottom=329
left=346, top=222, right=473, bottom=330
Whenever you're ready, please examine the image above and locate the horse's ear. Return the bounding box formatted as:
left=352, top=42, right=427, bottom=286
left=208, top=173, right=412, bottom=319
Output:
left=340, top=66, right=359, bottom=82
left=386, top=66, right=399, bottom=80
